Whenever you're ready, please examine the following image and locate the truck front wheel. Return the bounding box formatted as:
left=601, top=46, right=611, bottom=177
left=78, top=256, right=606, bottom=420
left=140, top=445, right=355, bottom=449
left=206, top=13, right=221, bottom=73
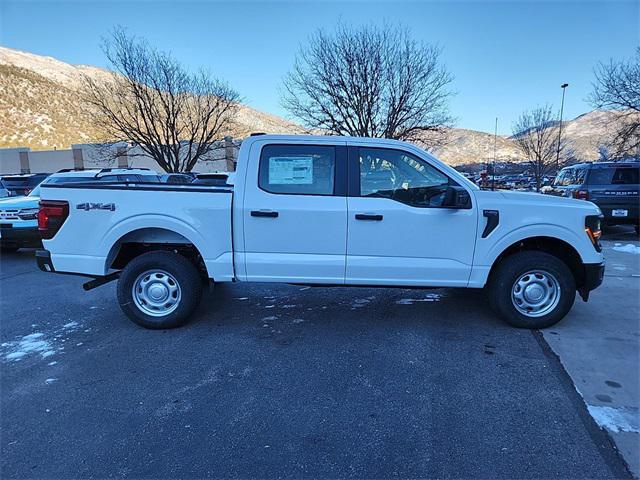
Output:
left=487, top=251, right=576, bottom=329
left=117, top=251, right=203, bottom=329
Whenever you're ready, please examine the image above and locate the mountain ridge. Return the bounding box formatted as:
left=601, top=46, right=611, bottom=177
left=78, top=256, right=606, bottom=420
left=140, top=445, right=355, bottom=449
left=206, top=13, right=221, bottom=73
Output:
left=0, top=46, right=616, bottom=166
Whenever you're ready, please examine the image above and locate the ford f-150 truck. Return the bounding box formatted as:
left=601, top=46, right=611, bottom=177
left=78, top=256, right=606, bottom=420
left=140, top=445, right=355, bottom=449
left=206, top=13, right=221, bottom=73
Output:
left=36, top=135, right=605, bottom=330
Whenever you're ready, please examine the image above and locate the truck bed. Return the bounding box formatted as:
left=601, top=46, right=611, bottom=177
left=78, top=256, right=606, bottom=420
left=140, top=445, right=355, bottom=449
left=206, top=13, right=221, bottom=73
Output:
left=39, top=182, right=234, bottom=280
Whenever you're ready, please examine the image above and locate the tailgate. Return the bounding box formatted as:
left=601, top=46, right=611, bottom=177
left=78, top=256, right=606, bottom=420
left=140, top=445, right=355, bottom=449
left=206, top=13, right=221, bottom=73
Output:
left=587, top=165, right=639, bottom=220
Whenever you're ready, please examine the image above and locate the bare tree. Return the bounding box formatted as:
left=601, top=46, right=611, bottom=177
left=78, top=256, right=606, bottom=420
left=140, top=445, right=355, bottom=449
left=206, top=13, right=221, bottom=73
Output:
left=512, top=105, right=566, bottom=191
left=590, top=48, right=640, bottom=159
left=281, top=23, right=454, bottom=148
left=83, top=27, right=240, bottom=172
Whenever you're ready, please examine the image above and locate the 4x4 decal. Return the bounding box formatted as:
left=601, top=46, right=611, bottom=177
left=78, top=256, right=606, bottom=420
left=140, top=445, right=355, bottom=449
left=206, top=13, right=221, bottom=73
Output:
left=76, top=203, right=116, bottom=211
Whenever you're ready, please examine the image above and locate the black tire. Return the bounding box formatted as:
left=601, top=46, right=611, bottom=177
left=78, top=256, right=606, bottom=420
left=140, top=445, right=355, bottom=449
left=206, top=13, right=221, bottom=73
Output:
left=117, top=251, right=203, bottom=329
left=487, top=251, right=576, bottom=329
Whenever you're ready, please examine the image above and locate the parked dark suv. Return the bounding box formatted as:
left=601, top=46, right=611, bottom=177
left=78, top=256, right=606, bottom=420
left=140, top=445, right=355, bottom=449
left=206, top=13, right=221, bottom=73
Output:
left=550, top=162, right=639, bottom=232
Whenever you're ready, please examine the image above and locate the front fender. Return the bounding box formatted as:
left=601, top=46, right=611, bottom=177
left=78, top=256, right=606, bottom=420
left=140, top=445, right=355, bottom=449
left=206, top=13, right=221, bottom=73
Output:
left=479, top=223, right=602, bottom=266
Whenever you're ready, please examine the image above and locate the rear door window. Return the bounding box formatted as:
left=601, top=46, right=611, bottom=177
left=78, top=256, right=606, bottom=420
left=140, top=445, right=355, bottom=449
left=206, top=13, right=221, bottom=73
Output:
left=259, top=145, right=336, bottom=195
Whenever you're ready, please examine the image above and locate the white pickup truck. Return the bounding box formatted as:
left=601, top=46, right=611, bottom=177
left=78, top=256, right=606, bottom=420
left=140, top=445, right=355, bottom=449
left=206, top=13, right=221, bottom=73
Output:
left=37, top=135, right=605, bottom=330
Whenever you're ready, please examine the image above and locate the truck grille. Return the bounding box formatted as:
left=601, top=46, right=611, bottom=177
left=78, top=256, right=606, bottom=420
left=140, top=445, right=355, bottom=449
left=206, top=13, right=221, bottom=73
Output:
left=0, top=209, right=20, bottom=220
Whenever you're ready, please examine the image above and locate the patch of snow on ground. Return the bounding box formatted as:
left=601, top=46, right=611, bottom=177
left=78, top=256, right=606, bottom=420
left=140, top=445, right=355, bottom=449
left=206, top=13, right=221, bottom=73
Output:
left=396, top=293, right=443, bottom=305
left=3, top=333, right=54, bottom=361
left=587, top=405, right=639, bottom=433
left=351, top=298, right=371, bottom=309
left=612, top=243, right=640, bottom=255
left=1, top=321, right=82, bottom=363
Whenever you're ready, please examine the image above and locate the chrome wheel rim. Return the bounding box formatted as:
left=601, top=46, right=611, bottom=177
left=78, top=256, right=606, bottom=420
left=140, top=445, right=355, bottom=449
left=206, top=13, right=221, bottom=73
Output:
left=132, top=270, right=181, bottom=317
left=511, top=270, right=561, bottom=318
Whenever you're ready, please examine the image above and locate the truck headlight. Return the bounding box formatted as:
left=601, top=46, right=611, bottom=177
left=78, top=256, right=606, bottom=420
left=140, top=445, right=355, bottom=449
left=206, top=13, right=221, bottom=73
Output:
left=18, top=208, right=39, bottom=220
left=585, top=214, right=603, bottom=252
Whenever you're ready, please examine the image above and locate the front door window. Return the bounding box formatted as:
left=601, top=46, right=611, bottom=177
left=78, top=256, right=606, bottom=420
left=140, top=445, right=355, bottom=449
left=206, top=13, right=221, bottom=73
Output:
left=359, top=148, right=450, bottom=207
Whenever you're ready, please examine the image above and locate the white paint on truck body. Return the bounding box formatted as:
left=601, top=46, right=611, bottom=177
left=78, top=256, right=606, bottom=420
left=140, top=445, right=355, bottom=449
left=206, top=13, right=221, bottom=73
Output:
left=41, top=134, right=604, bottom=288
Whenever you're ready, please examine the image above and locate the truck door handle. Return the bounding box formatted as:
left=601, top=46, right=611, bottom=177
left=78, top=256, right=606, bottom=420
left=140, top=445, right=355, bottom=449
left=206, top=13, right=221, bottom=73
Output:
left=251, top=210, right=279, bottom=218
left=355, top=213, right=383, bottom=221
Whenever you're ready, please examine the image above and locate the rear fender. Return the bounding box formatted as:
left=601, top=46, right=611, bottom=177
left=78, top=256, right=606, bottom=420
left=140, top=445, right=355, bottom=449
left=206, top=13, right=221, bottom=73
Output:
left=100, top=215, right=219, bottom=278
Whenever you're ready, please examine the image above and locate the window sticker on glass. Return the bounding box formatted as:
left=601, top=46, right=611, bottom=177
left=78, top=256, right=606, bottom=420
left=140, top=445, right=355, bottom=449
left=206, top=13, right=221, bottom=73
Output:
left=269, top=156, right=314, bottom=184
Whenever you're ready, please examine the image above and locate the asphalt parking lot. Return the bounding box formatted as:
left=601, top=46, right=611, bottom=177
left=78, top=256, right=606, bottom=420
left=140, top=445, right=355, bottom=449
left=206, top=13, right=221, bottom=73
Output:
left=1, top=229, right=638, bottom=479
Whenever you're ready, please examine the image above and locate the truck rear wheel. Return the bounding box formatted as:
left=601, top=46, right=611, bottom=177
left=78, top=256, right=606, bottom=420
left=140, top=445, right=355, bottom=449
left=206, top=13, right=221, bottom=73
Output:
left=487, top=251, right=575, bottom=329
left=117, top=251, right=203, bottom=329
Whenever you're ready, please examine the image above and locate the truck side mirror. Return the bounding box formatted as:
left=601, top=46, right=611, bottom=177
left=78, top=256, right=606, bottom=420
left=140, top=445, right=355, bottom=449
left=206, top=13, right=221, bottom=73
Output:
left=443, top=186, right=471, bottom=209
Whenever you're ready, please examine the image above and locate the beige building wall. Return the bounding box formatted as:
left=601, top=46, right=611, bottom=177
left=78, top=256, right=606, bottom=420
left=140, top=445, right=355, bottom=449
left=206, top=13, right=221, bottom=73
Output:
left=0, top=140, right=239, bottom=174
left=28, top=149, right=75, bottom=173
left=0, top=148, right=25, bottom=174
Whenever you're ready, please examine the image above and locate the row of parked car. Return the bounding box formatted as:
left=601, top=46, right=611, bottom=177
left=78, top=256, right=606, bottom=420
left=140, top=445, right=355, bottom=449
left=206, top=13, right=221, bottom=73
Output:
left=462, top=173, right=555, bottom=190
left=0, top=168, right=229, bottom=251
left=462, top=161, right=639, bottom=233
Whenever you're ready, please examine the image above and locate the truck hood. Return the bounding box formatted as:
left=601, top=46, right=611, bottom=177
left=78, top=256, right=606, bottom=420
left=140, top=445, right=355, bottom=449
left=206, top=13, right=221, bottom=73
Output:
left=0, top=195, right=39, bottom=209
left=499, top=190, right=597, bottom=208
left=474, top=189, right=601, bottom=215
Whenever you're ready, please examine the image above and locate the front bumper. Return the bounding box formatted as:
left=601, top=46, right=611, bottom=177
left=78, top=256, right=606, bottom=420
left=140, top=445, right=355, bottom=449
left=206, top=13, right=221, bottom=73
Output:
left=0, top=226, right=41, bottom=248
left=578, top=262, right=605, bottom=301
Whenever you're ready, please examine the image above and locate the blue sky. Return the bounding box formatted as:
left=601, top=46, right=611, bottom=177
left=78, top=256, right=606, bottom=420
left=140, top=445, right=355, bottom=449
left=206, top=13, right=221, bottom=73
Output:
left=1, top=1, right=637, bottom=134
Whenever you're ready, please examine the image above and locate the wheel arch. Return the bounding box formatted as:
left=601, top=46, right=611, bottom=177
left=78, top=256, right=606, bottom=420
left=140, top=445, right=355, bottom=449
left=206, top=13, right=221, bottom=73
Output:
left=487, top=235, right=586, bottom=289
left=104, top=226, right=209, bottom=277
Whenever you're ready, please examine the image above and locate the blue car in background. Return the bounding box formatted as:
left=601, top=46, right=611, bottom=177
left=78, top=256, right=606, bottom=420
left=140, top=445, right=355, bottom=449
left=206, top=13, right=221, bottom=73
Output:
left=0, top=189, right=40, bottom=251
left=0, top=168, right=162, bottom=252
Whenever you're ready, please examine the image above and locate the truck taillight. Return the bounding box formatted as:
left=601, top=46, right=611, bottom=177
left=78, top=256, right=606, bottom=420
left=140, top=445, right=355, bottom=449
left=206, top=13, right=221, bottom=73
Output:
left=38, top=200, right=69, bottom=239
left=573, top=189, right=589, bottom=200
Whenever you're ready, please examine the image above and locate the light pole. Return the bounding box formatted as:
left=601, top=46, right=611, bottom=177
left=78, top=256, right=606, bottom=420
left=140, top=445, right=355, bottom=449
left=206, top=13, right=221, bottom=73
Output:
left=492, top=117, right=498, bottom=191
left=556, top=83, right=569, bottom=172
